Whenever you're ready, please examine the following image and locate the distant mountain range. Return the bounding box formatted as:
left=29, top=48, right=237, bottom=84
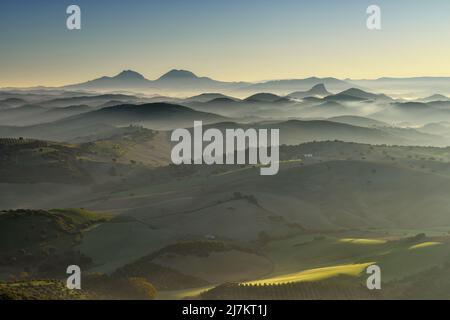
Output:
left=62, top=69, right=359, bottom=94
left=0, top=68, right=443, bottom=97
left=417, top=94, right=450, bottom=103
left=241, top=77, right=354, bottom=94
left=64, top=69, right=247, bottom=92
left=2, top=67, right=450, bottom=98
left=349, top=77, right=450, bottom=96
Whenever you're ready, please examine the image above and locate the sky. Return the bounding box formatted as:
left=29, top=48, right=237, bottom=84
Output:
left=1, top=0, right=450, bottom=87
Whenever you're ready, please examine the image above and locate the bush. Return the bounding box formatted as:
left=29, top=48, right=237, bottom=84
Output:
left=127, top=277, right=157, bottom=300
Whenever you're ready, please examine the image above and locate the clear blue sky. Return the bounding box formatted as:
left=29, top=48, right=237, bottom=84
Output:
left=1, top=0, right=450, bottom=86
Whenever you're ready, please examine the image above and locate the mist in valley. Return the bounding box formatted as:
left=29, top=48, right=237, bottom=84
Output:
left=2, top=71, right=450, bottom=300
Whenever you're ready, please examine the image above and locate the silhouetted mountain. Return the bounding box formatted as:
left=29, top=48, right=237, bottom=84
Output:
left=97, top=100, right=131, bottom=108
left=325, top=88, right=391, bottom=102
left=207, top=97, right=240, bottom=104
left=418, top=94, right=450, bottom=102
left=183, top=93, right=237, bottom=103
left=342, top=88, right=391, bottom=100
left=324, top=94, right=366, bottom=102
left=0, top=97, right=27, bottom=108
left=244, top=93, right=290, bottom=103
left=418, top=122, right=450, bottom=136
left=65, top=69, right=247, bottom=92
left=298, top=101, right=351, bottom=118
left=70, top=103, right=227, bottom=128
left=241, top=77, right=354, bottom=94
left=186, top=97, right=246, bottom=118
left=0, top=104, right=47, bottom=125
left=0, top=103, right=227, bottom=140
left=349, top=77, right=450, bottom=96
left=267, top=119, right=409, bottom=145
left=391, top=102, right=430, bottom=111
left=0, top=103, right=94, bottom=126
left=39, top=94, right=143, bottom=108
left=372, top=101, right=450, bottom=125
left=288, top=84, right=331, bottom=99
left=114, top=70, right=147, bottom=80
left=65, top=70, right=151, bottom=90
left=200, top=119, right=440, bottom=146
left=13, top=71, right=450, bottom=98
left=151, top=69, right=246, bottom=91
left=42, top=104, right=92, bottom=117
left=157, top=69, right=198, bottom=81
left=328, top=115, right=388, bottom=128
left=61, top=70, right=360, bottom=94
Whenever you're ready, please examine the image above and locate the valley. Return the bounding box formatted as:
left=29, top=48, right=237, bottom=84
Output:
left=2, top=73, right=450, bottom=300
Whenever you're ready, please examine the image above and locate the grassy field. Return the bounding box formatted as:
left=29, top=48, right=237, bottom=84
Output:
left=243, top=262, right=373, bottom=285
left=3, top=141, right=450, bottom=299
left=260, top=232, right=450, bottom=281
left=154, top=230, right=450, bottom=299
left=409, top=241, right=443, bottom=250
left=339, top=238, right=387, bottom=245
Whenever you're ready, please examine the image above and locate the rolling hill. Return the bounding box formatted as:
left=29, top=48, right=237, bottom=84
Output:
left=372, top=101, right=450, bottom=125
left=324, top=88, right=392, bottom=103
left=0, top=103, right=227, bottom=141
left=327, top=115, right=389, bottom=128
left=244, top=93, right=291, bottom=103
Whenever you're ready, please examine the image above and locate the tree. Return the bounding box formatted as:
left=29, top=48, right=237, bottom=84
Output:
left=127, top=277, right=157, bottom=299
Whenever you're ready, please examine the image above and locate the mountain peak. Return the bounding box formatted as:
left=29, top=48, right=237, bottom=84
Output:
left=333, top=88, right=391, bottom=101
left=421, top=94, right=449, bottom=102
left=310, top=83, right=329, bottom=94
left=157, top=69, right=198, bottom=81
left=113, top=70, right=146, bottom=80
left=245, top=92, right=287, bottom=103
left=340, top=88, right=367, bottom=95
left=288, top=83, right=330, bottom=99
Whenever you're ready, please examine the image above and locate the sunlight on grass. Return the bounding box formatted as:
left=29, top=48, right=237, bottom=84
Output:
left=409, top=242, right=442, bottom=250
left=339, top=238, right=387, bottom=245
left=243, top=262, right=374, bottom=285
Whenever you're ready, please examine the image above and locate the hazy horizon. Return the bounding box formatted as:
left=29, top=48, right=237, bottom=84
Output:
left=5, top=67, right=450, bottom=90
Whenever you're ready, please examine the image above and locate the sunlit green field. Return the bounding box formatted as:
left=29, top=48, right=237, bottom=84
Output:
left=157, top=231, right=450, bottom=299
left=243, top=262, right=373, bottom=285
